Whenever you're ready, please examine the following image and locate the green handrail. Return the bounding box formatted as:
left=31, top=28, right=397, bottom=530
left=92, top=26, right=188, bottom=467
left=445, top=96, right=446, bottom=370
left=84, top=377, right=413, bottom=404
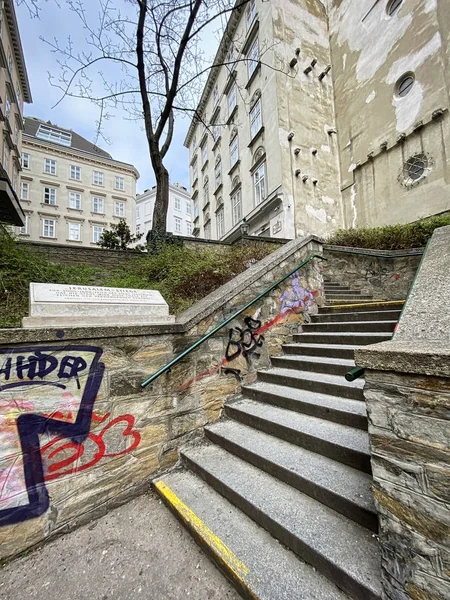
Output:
left=141, top=253, right=325, bottom=388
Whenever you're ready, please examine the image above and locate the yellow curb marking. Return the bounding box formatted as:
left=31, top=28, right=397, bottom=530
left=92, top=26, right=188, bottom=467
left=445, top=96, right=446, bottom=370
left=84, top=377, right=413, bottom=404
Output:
left=155, top=480, right=254, bottom=590
left=325, top=300, right=405, bottom=310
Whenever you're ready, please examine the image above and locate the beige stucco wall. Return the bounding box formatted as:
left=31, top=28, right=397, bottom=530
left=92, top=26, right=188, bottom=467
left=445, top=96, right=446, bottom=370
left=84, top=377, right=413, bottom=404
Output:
left=329, top=0, right=450, bottom=228
left=17, top=138, right=138, bottom=247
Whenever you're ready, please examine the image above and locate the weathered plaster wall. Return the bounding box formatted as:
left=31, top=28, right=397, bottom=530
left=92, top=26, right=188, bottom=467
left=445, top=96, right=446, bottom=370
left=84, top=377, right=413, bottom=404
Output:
left=272, top=0, right=344, bottom=239
left=323, top=246, right=423, bottom=300
left=0, top=237, right=323, bottom=560
left=329, top=0, right=450, bottom=228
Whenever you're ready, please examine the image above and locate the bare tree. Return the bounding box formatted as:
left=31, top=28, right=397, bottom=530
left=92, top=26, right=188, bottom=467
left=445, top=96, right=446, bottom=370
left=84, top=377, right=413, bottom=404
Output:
left=29, top=0, right=291, bottom=237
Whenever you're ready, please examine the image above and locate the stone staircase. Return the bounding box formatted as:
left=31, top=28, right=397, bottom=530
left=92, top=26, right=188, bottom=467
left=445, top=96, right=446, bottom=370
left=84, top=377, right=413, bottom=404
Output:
left=154, top=280, right=405, bottom=600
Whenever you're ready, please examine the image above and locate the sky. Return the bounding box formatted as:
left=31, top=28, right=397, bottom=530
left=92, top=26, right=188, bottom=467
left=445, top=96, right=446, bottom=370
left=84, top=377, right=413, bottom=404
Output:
left=16, top=0, right=221, bottom=194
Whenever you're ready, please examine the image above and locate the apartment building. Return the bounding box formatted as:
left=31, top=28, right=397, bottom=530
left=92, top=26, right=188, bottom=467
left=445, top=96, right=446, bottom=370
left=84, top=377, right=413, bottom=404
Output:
left=186, top=0, right=450, bottom=240
left=0, top=0, right=32, bottom=226
left=135, top=183, right=192, bottom=239
left=17, top=117, right=139, bottom=246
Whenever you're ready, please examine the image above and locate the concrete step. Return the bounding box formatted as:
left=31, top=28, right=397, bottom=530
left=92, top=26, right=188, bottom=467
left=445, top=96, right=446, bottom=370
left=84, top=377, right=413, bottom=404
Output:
left=324, top=290, right=364, bottom=296
left=241, top=380, right=367, bottom=429
left=312, top=310, right=402, bottom=323
left=320, top=301, right=404, bottom=313
left=225, top=398, right=371, bottom=473
left=257, top=367, right=365, bottom=400
left=303, top=320, right=397, bottom=333
left=154, top=470, right=351, bottom=600
left=293, top=332, right=392, bottom=345
left=271, top=354, right=355, bottom=377
left=282, top=342, right=356, bottom=360
left=325, top=299, right=384, bottom=305
left=181, top=444, right=381, bottom=600
left=204, top=420, right=377, bottom=531
left=326, top=294, right=374, bottom=301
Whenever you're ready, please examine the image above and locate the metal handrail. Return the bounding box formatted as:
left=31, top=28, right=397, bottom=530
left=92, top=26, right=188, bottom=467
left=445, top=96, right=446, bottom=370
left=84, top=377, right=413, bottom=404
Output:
left=141, top=253, right=325, bottom=388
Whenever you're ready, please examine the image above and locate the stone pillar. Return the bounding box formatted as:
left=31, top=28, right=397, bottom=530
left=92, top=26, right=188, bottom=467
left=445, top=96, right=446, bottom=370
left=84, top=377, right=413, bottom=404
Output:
left=356, top=226, right=450, bottom=600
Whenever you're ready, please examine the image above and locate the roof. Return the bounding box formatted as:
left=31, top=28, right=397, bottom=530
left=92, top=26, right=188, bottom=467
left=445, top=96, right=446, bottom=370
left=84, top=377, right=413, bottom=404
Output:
left=136, top=182, right=190, bottom=199
left=4, top=0, right=32, bottom=103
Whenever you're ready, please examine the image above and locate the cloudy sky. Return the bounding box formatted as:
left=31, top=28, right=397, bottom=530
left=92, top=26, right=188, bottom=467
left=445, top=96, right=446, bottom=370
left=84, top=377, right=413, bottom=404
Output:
left=16, top=0, right=220, bottom=193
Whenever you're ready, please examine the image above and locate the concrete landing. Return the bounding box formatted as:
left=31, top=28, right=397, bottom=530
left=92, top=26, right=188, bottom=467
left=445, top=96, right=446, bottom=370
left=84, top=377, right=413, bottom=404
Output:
left=0, top=493, right=240, bottom=600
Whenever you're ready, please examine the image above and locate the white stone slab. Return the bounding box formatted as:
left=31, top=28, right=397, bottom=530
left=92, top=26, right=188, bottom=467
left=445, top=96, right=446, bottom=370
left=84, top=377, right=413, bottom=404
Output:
left=23, top=283, right=175, bottom=328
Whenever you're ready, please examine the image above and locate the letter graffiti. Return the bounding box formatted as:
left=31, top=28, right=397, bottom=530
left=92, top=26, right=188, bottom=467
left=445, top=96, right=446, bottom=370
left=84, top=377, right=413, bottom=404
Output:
left=0, top=345, right=104, bottom=526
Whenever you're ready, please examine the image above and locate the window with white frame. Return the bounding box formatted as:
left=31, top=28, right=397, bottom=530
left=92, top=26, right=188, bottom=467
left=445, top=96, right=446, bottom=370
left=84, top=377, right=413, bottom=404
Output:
left=144, top=201, right=151, bottom=216
left=230, top=132, right=239, bottom=167
left=250, top=98, right=262, bottom=139
left=20, top=181, right=29, bottom=201
left=248, top=37, right=259, bottom=79
left=69, top=192, right=81, bottom=210
left=204, top=221, right=211, bottom=239
left=186, top=221, right=192, bottom=235
left=186, top=201, right=191, bottom=216
left=44, top=158, right=57, bottom=175
left=92, top=196, right=104, bottom=213
left=115, top=176, right=125, bottom=191
left=42, top=218, right=56, bottom=238
left=201, top=143, right=208, bottom=165
left=213, top=84, right=219, bottom=107
left=246, top=0, right=257, bottom=30
left=136, top=205, right=140, bottom=219
left=253, top=162, right=266, bottom=206
left=216, top=207, right=224, bottom=239
left=36, top=125, right=72, bottom=147
left=93, top=170, right=104, bottom=186
left=213, top=124, right=221, bottom=143
left=19, top=215, right=29, bottom=235
left=68, top=222, right=81, bottom=241
left=174, top=216, right=182, bottom=233
left=228, top=85, right=237, bottom=116
left=203, top=177, right=209, bottom=207
left=44, top=187, right=57, bottom=205
left=215, top=156, right=222, bottom=190
left=192, top=157, right=198, bottom=183
left=3, top=144, right=9, bottom=174
left=231, top=186, right=242, bottom=226
left=92, top=225, right=104, bottom=243
left=114, top=201, right=125, bottom=217
left=194, top=198, right=199, bottom=219
left=174, top=197, right=181, bottom=211
left=22, top=152, right=30, bottom=169
left=70, top=165, right=81, bottom=180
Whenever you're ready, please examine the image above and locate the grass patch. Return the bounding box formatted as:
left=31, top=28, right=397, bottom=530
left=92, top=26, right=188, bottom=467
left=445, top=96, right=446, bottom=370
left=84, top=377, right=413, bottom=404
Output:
left=326, top=215, right=450, bottom=250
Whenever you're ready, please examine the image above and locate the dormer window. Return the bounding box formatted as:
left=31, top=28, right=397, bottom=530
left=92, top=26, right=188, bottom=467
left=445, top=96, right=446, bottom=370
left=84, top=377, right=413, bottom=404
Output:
left=36, top=124, right=72, bottom=147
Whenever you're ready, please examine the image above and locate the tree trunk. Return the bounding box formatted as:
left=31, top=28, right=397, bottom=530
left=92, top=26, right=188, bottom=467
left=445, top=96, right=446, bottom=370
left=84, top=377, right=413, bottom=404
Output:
left=151, top=160, right=169, bottom=234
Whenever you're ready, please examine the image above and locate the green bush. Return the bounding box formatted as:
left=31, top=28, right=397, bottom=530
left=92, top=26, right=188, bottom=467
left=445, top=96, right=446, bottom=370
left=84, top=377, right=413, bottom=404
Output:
left=326, top=215, right=450, bottom=250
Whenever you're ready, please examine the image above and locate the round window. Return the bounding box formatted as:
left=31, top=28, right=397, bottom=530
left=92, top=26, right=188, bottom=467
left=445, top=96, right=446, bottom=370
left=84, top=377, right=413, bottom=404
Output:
left=387, top=0, right=403, bottom=16
left=396, top=73, right=414, bottom=98
left=403, top=154, right=428, bottom=184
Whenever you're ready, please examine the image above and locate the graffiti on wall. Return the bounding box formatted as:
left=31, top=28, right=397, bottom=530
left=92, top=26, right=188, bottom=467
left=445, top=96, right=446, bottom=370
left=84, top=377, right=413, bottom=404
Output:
left=0, top=345, right=140, bottom=526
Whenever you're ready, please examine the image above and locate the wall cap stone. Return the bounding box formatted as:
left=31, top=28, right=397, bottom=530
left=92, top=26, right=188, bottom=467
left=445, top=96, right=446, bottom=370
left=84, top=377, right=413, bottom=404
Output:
left=324, top=244, right=425, bottom=257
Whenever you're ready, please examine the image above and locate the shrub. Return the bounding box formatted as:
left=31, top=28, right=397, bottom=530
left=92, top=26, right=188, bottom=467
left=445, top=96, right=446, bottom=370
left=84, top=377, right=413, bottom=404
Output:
left=326, top=215, right=450, bottom=250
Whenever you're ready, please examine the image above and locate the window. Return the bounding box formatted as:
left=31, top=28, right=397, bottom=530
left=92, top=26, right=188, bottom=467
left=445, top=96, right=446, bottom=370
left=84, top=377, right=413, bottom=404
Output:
left=36, top=125, right=72, bottom=147
left=213, top=124, right=221, bottom=143
left=174, top=216, right=182, bottom=233
left=20, top=182, right=29, bottom=200
left=194, top=198, right=199, bottom=219
left=70, top=165, right=81, bottom=180
left=92, top=226, right=104, bottom=244
left=246, top=0, right=257, bottom=30
left=215, top=156, right=222, bottom=189
left=42, top=218, right=55, bottom=238
left=93, top=170, right=104, bottom=186
left=44, top=159, right=57, bottom=175
left=201, top=143, right=208, bottom=165
left=136, top=205, right=140, bottom=219
left=13, top=167, right=18, bottom=192
left=216, top=207, right=224, bottom=239
left=3, top=145, right=9, bottom=174
left=92, top=196, right=104, bottom=213
left=402, top=153, right=429, bottom=185
left=192, top=133, right=197, bottom=151
left=192, top=157, right=198, bottom=183
left=114, top=201, right=125, bottom=217
left=174, top=197, right=181, bottom=211
left=250, top=98, right=262, bottom=138
left=213, top=84, right=219, bottom=107
left=387, top=0, right=403, bottom=16
left=14, top=123, right=19, bottom=146
left=186, top=201, right=191, bottom=216
left=144, top=201, right=151, bottom=216
left=395, top=73, right=414, bottom=98
left=22, top=152, right=30, bottom=169
left=16, top=86, right=21, bottom=107
left=230, top=132, right=239, bottom=167
left=44, top=187, right=57, bottom=205
left=204, top=221, right=211, bottom=239
left=203, top=177, right=209, bottom=207
left=186, top=221, right=192, bottom=235
left=248, top=37, right=260, bottom=79
left=19, top=215, right=29, bottom=235
left=7, top=51, right=13, bottom=74
left=231, top=188, right=242, bottom=226
left=226, top=45, right=236, bottom=71
left=5, top=94, right=11, bottom=119
left=115, top=176, right=125, bottom=191
left=228, top=85, right=237, bottom=116
left=68, top=222, right=81, bottom=241
left=136, top=224, right=141, bottom=234
left=253, top=162, right=266, bottom=205
left=69, top=192, right=81, bottom=210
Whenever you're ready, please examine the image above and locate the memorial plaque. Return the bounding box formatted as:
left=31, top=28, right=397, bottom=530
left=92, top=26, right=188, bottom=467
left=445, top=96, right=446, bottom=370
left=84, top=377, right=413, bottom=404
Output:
left=22, top=283, right=175, bottom=328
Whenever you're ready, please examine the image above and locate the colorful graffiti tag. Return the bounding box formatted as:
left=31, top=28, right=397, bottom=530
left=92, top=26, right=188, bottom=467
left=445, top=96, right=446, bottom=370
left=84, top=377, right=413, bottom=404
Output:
left=0, top=345, right=140, bottom=526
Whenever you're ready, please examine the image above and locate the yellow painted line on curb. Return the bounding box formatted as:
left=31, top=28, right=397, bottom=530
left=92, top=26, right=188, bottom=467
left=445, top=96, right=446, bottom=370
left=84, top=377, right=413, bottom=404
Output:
left=325, top=300, right=405, bottom=310
left=155, top=480, right=258, bottom=598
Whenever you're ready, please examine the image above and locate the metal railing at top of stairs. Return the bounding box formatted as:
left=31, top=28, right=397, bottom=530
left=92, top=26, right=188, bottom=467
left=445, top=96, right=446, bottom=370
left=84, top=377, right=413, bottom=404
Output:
left=141, top=253, right=326, bottom=388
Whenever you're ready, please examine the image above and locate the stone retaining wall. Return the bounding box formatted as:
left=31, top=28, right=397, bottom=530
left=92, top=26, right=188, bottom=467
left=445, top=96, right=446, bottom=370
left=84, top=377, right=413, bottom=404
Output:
left=323, top=245, right=424, bottom=300
left=0, top=235, right=322, bottom=560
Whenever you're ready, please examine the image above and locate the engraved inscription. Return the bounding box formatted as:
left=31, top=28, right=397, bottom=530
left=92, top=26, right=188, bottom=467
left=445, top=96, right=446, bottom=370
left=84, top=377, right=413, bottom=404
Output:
left=31, top=283, right=163, bottom=305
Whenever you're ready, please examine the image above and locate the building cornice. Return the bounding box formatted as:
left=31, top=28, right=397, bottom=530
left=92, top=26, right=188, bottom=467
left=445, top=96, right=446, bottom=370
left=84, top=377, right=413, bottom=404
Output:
left=4, top=0, right=32, bottom=103
left=136, top=183, right=191, bottom=201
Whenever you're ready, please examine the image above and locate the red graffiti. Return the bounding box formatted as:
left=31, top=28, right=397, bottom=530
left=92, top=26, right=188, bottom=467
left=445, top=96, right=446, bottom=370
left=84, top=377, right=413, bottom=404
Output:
left=41, top=412, right=141, bottom=481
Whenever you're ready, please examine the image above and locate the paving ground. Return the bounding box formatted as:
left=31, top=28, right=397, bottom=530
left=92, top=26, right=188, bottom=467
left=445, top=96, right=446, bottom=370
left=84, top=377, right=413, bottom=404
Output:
left=0, top=493, right=241, bottom=600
